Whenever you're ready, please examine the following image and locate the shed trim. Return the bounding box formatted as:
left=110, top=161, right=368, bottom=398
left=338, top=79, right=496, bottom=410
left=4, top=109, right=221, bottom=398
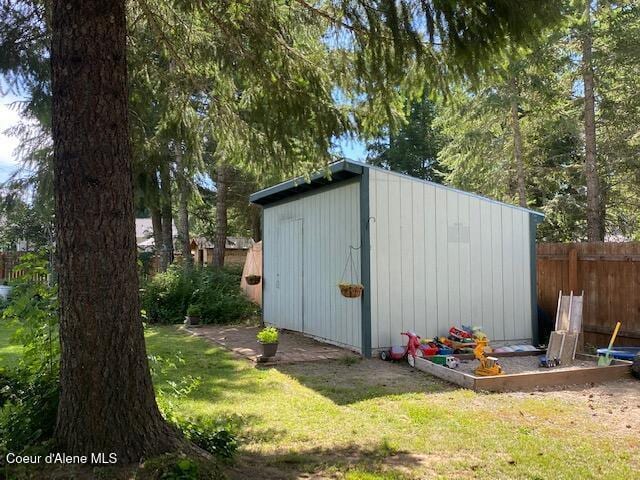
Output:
left=251, top=160, right=544, bottom=219
left=250, top=161, right=363, bottom=205
left=360, top=168, right=372, bottom=358
left=529, top=214, right=542, bottom=345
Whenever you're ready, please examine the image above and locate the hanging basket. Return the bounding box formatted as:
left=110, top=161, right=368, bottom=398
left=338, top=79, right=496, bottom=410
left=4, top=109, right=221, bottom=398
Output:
left=245, top=274, right=262, bottom=285
left=339, top=283, right=364, bottom=298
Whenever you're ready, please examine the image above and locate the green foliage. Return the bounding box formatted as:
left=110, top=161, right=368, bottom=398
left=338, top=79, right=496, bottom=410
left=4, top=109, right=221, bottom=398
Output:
left=367, top=95, right=446, bottom=182
left=141, top=264, right=257, bottom=324
left=0, top=197, right=52, bottom=251
left=179, top=419, right=238, bottom=460
left=0, top=367, right=58, bottom=456
left=186, top=304, right=202, bottom=317
left=0, top=253, right=59, bottom=456
left=138, top=454, right=224, bottom=480
left=1, top=252, right=58, bottom=374
left=256, top=326, right=278, bottom=344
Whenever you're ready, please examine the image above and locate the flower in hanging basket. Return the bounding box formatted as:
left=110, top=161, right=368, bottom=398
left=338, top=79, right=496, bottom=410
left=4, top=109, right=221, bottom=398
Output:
left=245, top=274, right=261, bottom=285
left=338, top=282, right=364, bottom=298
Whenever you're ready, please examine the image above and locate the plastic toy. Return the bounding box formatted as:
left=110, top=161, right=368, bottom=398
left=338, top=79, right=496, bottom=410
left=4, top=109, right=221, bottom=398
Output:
left=446, top=356, right=459, bottom=369
left=380, top=331, right=429, bottom=366
left=473, top=339, right=504, bottom=376
left=539, top=355, right=560, bottom=368
left=449, top=326, right=472, bottom=341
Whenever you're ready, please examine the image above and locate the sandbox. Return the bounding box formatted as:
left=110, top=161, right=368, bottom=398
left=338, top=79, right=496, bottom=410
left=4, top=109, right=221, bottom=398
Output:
left=413, top=351, right=632, bottom=392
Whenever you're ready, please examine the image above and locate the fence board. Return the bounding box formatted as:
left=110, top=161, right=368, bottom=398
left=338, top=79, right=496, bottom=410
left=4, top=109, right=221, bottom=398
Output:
left=537, top=243, right=640, bottom=347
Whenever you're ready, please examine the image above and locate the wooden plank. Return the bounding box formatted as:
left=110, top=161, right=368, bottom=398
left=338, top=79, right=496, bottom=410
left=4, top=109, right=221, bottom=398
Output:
left=414, top=352, right=631, bottom=392
left=474, top=357, right=631, bottom=392
left=413, top=356, right=475, bottom=389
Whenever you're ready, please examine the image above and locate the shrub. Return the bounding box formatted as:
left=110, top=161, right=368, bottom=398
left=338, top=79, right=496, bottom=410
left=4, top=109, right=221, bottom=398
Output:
left=141, top=265, right=257, bottom=324
left=186, top=304, right=202, bottom=317
left=256, top=326, right=278, bottom=344
left=178, top=419, right=238, bottom=460
left=0, top=367, right=59, bottom=455
left=138, top=454, right=224, bottom=480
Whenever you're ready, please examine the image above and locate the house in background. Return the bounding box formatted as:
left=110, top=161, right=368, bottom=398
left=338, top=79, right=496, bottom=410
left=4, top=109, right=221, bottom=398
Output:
left=135, top=218, right=178, bottom=251
left=251, top=160, right=543, bottom=357
left=190, top=236, right=253, bottom=266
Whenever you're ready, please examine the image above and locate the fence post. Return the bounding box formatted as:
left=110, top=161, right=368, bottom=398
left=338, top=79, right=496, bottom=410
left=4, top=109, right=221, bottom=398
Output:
left=568, top=248, right=578, bottom=293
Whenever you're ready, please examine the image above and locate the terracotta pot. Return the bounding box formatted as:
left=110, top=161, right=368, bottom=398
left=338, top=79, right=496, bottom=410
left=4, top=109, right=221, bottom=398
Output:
left=259, top=341, right=278, bottom=358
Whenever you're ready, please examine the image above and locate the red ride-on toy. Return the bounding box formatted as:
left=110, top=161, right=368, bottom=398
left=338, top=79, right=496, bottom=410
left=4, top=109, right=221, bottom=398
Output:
left=380, top=332, right=433, bottom=367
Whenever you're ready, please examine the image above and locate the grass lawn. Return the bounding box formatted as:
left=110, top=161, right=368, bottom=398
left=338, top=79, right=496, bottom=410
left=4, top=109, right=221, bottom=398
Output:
left=0, top=321, right=23, bottom=369
left=145, top=326, right=640, bottom=480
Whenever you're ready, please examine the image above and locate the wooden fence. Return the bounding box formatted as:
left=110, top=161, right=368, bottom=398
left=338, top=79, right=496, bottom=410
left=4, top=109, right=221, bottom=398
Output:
left=537, top=243, right=640, bottom=347
left=0, top=252, right=48, bottom=284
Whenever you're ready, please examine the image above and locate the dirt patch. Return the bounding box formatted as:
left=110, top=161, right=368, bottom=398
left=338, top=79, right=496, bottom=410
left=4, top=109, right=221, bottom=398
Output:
left=506, top=378, right=640, bottom=438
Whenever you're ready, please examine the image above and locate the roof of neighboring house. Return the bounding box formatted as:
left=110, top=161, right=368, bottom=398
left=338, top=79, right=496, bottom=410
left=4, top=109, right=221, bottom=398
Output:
left=135, top=218, right=177, bottom=241
left=191, top=236, right=253, bottom=250
left=250, top=159, right=544, bottom=218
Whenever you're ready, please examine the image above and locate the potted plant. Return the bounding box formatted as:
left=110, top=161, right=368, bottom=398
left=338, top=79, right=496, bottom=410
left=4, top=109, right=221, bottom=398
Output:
left=338, top=282, right=364, bottom=298
left=256, top=326, right=279, bottom=358
left=185, top=304, right=202, bottom=326
left=245, top=274, right=261, bottom=286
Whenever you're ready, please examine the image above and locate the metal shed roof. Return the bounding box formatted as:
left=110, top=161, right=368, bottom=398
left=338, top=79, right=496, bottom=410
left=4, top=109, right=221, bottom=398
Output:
left=250, top=159, right=544, bottom=218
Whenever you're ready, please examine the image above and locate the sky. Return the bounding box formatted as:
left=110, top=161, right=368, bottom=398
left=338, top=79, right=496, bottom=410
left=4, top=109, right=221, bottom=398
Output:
left=0, top=93, right=23, bottom=183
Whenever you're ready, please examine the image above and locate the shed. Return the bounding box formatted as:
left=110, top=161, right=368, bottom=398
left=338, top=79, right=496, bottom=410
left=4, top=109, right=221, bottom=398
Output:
left=250, top=160, right=543, bottom=357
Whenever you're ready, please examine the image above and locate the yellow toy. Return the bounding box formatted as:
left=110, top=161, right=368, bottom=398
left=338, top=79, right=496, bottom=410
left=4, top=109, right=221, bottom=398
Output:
left=473, top=339, right=504, bottom=376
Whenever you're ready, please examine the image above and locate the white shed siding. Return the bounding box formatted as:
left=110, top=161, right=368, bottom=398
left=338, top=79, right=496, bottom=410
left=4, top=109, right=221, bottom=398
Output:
left=262, top=181, right=362, bottom=350
left=368, top=168, right=532, bottom=349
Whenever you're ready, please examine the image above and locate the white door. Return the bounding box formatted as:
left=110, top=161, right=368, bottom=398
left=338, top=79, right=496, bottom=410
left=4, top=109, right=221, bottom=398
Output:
left=276, top=219, right=303, bottom=331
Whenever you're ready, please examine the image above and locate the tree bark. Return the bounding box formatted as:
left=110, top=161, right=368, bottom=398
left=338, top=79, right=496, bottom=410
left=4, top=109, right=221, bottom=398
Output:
left=213, top=164, right=228, bottom=267
left=51, top=0, right=182, bottom=462
left=174, top=144, right=193, bottom=268
left=250, top=205, right=262, bottom=242
left=149, top=172, right=164, bottom=259
left=509, top=77, right=527, bottom=208
left=582, top=2, right=604, bottom=241
left=159, top=161, right=174, bottom=270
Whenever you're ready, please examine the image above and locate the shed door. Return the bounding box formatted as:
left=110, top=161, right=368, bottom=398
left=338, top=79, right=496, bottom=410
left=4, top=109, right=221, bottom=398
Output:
left=276, top=219, right=303, bottom=331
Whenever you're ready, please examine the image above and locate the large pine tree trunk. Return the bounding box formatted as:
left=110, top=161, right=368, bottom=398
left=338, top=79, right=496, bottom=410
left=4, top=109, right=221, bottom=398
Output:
left=159, top=161, right=174, bottom=270
left=509, top=78, right=527, bottom=208
left=51, top=0, right=182, bottom=461
left=149, top=172, right=164, bottom=260
left=174, top=144, right=193, bottom=268
left=582, top=2, right=604, bottom=241
left=213, top=164, right=228, bottom=267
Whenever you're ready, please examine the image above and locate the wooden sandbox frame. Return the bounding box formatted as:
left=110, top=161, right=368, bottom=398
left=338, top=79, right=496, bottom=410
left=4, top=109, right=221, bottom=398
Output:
left=414, top=351, right=632, bottom=392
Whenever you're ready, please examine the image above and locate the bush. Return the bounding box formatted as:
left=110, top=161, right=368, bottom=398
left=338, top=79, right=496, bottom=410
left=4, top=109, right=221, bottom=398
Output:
left=186, top=304, right=202, bottom=317
left=142, top=265, right=257, bottom=324
left=178, top=419, right=238, bottom=460
left=0, top=368, right=59, bottom=455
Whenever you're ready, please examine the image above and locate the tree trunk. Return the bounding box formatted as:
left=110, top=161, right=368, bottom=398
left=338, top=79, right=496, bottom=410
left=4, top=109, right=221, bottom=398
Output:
left=159, top=161, right=174, bottom=270
left=509, top=78, right=527, bottom=208
left=149, top=172, right=164, bottom=259
left=582, top=2, right=604, bottom=241
left=51, top=0, right=182, bottom=462
left=250, top=205, right=262, bottom=242
left=174, top=144, right=193, bottom=268
left=213, top=164, right=228, bottom=267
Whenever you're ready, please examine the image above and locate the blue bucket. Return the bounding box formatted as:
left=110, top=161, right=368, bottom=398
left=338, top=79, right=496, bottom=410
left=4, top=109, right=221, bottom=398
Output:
left=596, top=347, right=640, bottom=361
